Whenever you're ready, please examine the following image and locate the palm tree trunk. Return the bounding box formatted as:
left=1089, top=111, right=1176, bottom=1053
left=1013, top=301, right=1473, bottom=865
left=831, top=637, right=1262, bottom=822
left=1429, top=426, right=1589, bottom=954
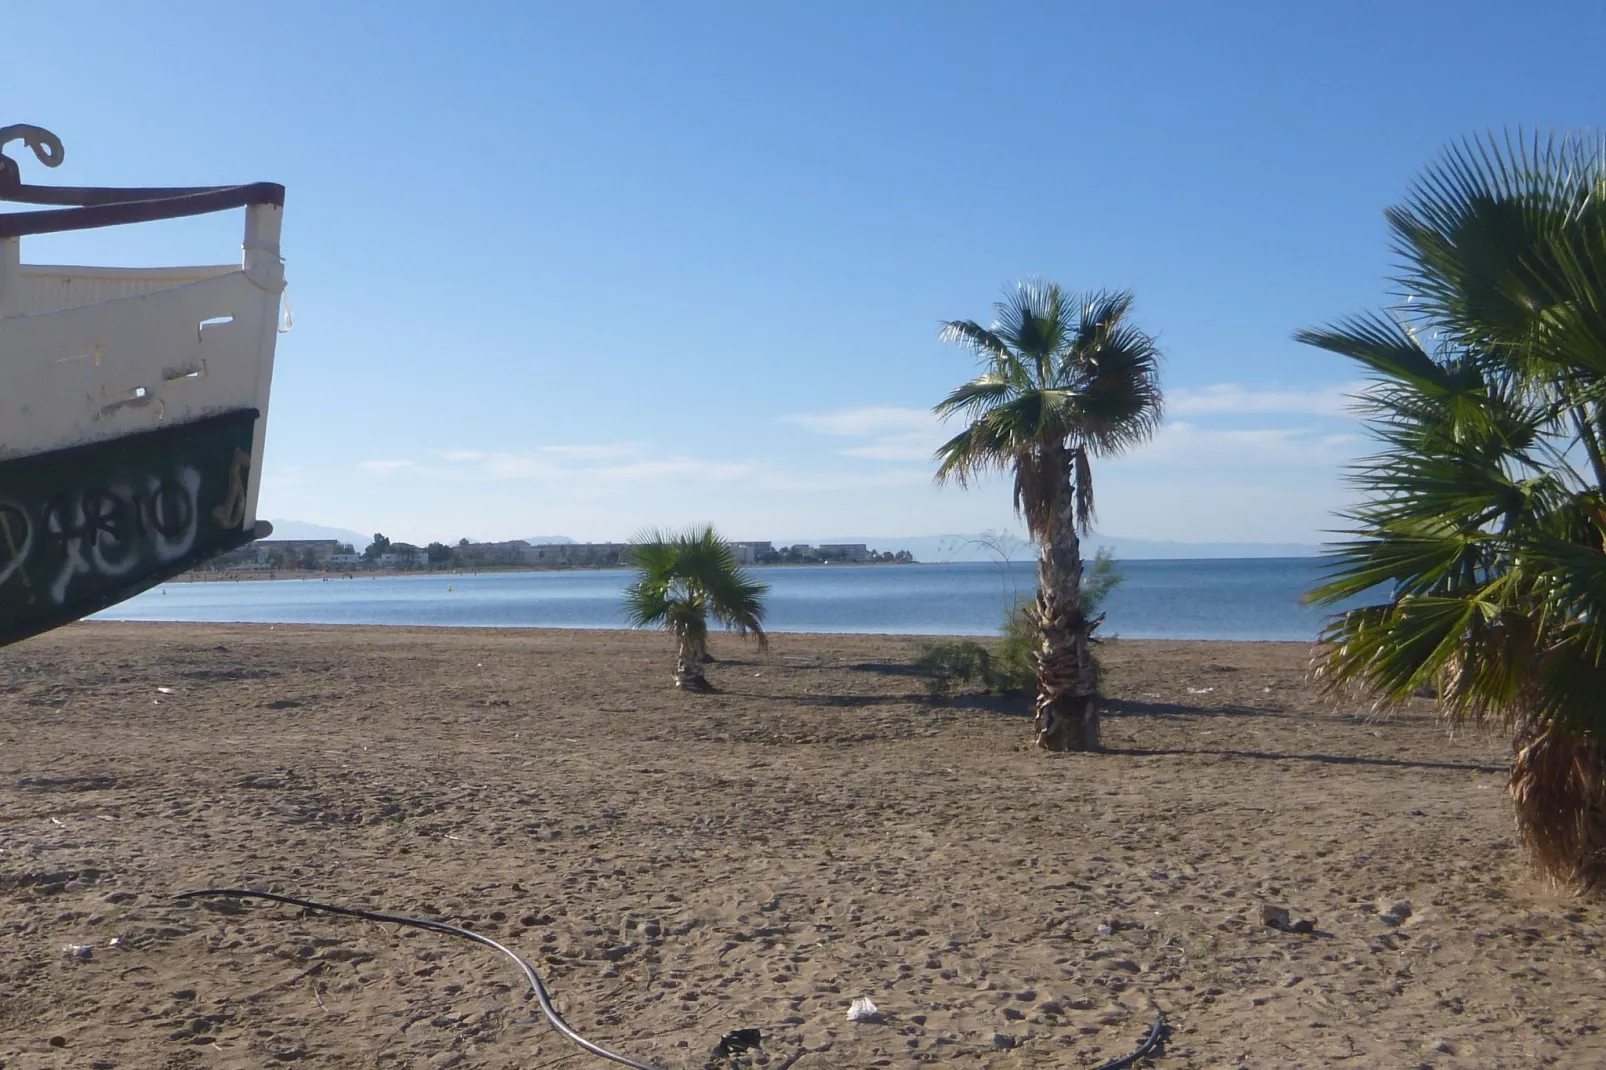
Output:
left=1032, top=491, right=1099, bottom=751
left=1510, top=721, right=1606, bottom=892
left=673, top=629, right=711, bottom=691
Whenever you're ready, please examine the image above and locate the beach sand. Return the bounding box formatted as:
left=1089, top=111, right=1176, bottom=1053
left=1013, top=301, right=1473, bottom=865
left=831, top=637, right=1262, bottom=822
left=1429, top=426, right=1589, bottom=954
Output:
left=1, top=623, right=1600, bottom=1068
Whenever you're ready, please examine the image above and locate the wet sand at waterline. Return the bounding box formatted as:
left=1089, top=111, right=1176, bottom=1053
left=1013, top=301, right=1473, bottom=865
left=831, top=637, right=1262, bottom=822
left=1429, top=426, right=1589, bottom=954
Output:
left=1, top=623, right=1599, bottom=1069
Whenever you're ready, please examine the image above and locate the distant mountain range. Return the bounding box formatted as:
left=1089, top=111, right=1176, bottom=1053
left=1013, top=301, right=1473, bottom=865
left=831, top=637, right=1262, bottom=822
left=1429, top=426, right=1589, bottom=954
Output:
left=265, top=520, right=370, bottom=546
left=265, top=522, right=1320, bottom=560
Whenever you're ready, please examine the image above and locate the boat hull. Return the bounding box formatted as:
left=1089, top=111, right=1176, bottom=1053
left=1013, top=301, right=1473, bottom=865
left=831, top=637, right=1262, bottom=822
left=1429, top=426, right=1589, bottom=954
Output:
left=2, top=130, right=285, bottom=642
left=0, top=409, right=262, bottom=646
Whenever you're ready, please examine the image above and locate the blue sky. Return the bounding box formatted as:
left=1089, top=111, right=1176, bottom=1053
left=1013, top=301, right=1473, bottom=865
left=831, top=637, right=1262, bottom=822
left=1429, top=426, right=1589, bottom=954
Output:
left=8, top=1, right=1603, bottom=546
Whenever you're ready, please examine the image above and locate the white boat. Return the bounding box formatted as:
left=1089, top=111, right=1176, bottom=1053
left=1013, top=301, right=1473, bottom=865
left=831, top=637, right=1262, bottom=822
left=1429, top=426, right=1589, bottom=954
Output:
left=0, top=124, right=285, bottom=645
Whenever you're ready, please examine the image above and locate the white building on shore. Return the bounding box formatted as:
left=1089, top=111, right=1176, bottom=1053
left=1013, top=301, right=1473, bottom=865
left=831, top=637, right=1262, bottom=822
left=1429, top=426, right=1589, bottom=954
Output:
left=729, top=540, right=774, bottom=564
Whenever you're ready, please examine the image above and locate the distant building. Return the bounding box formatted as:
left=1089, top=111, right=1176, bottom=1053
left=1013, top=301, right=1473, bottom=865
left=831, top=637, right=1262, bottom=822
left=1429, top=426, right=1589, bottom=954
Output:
left=455, top=540, right=532, bottom=566
left=818, top=543, right=871, bottom=562
left=729, top=540, right=774, bottom=565
left=204, top=538, right=343, bottom=570
left=521, top=543, right=567, bottom=564
left=476, top=540, right=531, bottom=555
left=377, top=551, right=427, bottom=569
left=521, top=542, right=626, bottom=567
left=257, top=539, right=342, bottom=562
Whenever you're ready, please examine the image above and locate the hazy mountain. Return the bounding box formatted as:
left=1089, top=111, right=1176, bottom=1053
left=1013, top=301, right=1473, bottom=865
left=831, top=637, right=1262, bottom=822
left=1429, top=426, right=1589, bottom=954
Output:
left=518, top=535, right=575, bottom=545
left=264, top=519, right=369, bottom=546
left=1086, top=536, right=1323, bottom=560
left=786, top=534, right=1323, bottom=562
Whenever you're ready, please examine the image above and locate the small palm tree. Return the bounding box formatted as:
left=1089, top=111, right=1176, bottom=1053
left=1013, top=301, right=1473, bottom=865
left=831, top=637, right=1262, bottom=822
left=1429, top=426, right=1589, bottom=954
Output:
left=934, top=282, right=1163, bottom=750
left=1301, top=130, right=1606, bottom=891
left=624, top=525, right=769, bottom=690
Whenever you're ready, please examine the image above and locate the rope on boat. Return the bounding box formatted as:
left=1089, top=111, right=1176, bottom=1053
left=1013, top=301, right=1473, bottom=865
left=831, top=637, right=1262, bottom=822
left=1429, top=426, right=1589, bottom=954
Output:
left=171, top=888, right=666, bottom=1070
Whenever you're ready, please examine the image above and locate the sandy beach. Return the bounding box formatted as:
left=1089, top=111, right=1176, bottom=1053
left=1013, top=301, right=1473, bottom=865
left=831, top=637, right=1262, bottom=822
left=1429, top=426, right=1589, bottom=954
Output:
left=1, top=623, right=1601, bottom=1069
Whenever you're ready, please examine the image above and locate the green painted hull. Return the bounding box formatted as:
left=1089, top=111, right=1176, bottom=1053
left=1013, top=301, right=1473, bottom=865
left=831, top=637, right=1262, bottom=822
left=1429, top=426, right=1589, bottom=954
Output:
left=0, top=409, right=261, bottom=647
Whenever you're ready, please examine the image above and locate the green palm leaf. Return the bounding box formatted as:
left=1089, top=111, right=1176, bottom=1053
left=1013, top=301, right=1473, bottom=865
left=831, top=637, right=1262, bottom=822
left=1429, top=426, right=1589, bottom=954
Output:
left=1299, top=127, right=1606, bottom=889
left=623, top=525, right=769, bottom=649
left=932, top=280, right=1164, bottom=538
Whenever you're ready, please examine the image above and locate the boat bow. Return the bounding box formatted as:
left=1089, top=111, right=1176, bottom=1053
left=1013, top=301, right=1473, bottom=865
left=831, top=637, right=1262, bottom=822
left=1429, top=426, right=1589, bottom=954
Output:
left=1, top=125, right=286, bottom=644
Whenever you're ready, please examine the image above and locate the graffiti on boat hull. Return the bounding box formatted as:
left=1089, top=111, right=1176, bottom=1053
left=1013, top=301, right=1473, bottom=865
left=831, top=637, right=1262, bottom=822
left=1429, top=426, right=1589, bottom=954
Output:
left=0, top=409, right=260, bottom=646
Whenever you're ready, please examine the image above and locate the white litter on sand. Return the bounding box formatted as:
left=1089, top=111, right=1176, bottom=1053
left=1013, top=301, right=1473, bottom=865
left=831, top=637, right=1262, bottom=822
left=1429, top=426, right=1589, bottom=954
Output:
left=847, top=996, right=880, bottom=1022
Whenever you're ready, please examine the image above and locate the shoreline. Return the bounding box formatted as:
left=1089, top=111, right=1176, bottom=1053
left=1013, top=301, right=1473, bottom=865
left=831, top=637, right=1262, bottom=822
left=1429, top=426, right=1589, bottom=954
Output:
left=82, top=617, right=1322, bottom=645
left=69, top=617, right=1319, bottom=646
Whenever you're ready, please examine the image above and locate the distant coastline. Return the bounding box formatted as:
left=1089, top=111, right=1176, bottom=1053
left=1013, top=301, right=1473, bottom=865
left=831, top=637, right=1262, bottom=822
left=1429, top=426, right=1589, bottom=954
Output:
left=173, top=559, right=925, bottom=583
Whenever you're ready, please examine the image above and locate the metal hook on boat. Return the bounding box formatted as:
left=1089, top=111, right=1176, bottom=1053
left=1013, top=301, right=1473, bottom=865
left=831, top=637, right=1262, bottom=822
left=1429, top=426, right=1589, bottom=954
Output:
left=0, top=123, right=64, bottom=187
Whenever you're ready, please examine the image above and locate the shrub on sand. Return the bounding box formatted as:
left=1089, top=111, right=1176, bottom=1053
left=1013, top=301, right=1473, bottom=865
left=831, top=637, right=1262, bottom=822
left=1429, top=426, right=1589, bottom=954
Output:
left=914, top=640, right=995, bottom=700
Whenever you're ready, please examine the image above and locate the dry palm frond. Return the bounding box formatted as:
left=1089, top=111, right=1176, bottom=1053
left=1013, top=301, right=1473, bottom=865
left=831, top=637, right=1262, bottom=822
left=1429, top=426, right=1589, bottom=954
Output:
left=1510, top=722, right=1606, bottom=892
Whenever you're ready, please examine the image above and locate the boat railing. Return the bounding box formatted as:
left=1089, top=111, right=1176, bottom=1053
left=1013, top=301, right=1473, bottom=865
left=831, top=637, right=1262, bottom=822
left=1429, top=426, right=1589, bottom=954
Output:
left=1, top=124, right=286, bottom=321
left=0, top=123, right=283, bottom=239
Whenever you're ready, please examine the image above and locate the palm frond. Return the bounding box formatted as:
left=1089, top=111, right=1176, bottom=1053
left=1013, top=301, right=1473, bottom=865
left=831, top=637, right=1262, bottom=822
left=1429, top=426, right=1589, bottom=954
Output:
left=933, top=423, right=1013, bottom=487
left=932, top=374, right=1014, bottom=423
left=1314, top=593, right=1486, bottom=704
left=1296, top=314, right=1448, bottom=391
left=1072, top=446, right=1095, bottom=534
left=990, top=281, right=1070, bottom=373
left=1066, top=289, right=1136, bottom=365
left=621, top=578, right=673, bottom=630
left=933, top=281, right=1163, bottom=536
left=623, top=525, right=769, bottom=646
left=937, top=320, right=1014, bottom=363
left=1011, top=445, right=1062, bottom=540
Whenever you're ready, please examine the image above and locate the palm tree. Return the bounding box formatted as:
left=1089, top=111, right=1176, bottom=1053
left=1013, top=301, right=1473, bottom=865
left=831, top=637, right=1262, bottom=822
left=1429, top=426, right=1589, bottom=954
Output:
left=623, top=525, right=769, bottom=690
left=934, top=282, right=1164, bottom=750
left=1301, top=130, right=1606, bottom=891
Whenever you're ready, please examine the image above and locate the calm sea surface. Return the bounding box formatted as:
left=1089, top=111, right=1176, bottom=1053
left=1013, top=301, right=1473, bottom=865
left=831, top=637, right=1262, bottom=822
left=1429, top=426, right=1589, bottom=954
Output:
left=93, top=558, right=1355, bottom=642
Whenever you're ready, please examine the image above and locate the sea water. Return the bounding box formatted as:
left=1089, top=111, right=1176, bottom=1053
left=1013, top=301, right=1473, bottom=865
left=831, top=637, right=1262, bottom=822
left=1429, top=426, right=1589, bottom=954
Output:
left=94, top=558, right=1353, bottom=642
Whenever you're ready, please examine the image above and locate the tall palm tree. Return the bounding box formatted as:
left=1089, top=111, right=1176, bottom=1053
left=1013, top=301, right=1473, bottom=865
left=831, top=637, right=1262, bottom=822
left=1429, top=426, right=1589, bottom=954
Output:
left=623, top=525, right=768, bottom=690
left=1301, top=130, right=1606, bottom=891
left=934, top=282, right=1164, bottom=750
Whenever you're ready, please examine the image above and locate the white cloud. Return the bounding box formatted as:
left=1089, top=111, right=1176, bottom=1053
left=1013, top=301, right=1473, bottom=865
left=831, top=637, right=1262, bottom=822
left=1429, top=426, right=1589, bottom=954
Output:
left=783, top=406, right=936, bottom=437
left=1113, top=421, right=1365, bottom=468
left=359, top=446, right=758, bottom=486
left=785, top=406, right=948, bottom=461
left=588, top=458, right=760, bottom=483
left=327, top=390, right=1375, bottom=545
left=783, top=390, right=1369, bottom=481
left=1168, top=382, right=1364, bottom=416
left=757, top=468, right=934, bottom=492
left=838, top=432, right=943, bottom=461
left=539, top=443, right=646, bottom=460
left=476, top=454, right=555, bottom=479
